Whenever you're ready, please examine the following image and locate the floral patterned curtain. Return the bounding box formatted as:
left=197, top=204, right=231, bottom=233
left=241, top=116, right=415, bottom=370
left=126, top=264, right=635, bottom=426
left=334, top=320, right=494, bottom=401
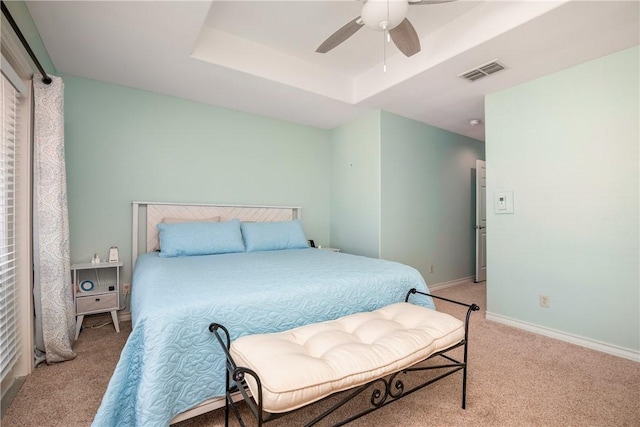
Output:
left=32, top=76, right=76, bottom=363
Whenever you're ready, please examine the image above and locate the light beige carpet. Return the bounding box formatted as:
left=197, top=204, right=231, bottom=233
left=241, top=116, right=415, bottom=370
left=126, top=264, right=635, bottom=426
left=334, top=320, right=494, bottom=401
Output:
left=2, top=282, right=639, bottom=426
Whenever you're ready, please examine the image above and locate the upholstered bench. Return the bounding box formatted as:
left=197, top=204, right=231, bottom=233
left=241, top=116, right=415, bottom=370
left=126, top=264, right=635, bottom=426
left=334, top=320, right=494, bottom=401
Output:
left=211, top=289, right=479, bottom=427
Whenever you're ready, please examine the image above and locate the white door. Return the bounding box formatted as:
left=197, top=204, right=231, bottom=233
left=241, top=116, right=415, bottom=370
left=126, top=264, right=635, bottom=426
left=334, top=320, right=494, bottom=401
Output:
left=475, top=160, right=487, bottom=282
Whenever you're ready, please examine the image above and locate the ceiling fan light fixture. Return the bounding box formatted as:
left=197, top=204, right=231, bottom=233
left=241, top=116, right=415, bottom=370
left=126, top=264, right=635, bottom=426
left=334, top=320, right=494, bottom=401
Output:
left=361, top=0, right=409, bottom=31
left=316, top=0, right=448, bottom=57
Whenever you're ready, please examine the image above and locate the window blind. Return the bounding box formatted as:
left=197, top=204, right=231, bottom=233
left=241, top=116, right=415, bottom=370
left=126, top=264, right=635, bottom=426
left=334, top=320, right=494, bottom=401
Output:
left=0, top=71, right=19, bottom=381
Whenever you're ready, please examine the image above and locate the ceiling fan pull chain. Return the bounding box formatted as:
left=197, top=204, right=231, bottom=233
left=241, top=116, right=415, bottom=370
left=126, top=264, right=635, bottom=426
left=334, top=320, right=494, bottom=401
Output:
left=383, top=28, right=387, bottom=72
left=383, top=0, right=390, bottom=72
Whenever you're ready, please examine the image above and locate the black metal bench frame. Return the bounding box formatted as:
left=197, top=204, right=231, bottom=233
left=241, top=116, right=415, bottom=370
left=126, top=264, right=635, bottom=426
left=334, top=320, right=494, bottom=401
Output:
left=210, top=288, right=479, bottom=427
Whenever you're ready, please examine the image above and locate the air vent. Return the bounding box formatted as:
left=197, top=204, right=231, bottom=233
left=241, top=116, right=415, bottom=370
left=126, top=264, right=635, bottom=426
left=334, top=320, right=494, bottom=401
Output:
left=459, top=60, right=506, bottom=82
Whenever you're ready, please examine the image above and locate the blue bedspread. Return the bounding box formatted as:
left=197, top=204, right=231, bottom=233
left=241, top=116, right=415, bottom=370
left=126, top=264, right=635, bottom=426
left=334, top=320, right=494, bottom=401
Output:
left=92, top=249, right=433, bottom=426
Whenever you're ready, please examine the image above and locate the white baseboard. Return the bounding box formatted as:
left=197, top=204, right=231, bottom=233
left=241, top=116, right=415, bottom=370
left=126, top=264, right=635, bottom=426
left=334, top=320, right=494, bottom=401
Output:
left=428, top=276, right=475, bottom=292
left=486, top=312, right=640, bottom=362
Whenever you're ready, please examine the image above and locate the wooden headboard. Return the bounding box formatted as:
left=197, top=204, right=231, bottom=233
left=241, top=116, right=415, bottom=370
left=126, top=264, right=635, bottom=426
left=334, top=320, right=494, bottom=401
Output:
left=131, top=201, right=301, bottom=267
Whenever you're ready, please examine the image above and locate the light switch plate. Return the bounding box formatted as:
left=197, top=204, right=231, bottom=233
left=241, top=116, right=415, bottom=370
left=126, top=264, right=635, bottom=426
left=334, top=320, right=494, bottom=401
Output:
left=494, top=191, right=514, bottom=214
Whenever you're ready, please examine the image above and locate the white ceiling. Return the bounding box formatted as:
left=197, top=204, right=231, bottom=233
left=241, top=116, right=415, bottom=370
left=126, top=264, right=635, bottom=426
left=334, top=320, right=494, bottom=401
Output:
left=27, top=0, right=640, bottom=141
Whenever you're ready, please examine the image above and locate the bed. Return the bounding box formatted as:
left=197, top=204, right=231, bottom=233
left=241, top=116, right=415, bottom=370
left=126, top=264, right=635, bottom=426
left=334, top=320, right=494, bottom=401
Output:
left=92, top=202, right=434, bottom=426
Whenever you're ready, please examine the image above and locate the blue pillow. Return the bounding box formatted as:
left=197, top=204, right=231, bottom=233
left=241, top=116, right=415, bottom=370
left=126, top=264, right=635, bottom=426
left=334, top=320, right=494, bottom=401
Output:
left=241, top=220, right=309, bottom=252
left=157, top=219, right=244, bottom=257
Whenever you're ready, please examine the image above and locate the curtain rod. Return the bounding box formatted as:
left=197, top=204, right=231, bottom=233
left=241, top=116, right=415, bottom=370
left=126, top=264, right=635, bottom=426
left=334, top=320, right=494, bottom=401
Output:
left=1, top=1, right=52, bottom=84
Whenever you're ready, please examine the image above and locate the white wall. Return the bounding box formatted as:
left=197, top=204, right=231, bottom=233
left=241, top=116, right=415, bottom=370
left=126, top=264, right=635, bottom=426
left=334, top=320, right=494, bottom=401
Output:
left=485, top=46, right=639, bottom=356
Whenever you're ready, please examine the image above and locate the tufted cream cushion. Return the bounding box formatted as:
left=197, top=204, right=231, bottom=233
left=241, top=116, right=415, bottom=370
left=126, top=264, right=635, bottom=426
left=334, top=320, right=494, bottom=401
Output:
left=230, top=302, right=464, bottom=413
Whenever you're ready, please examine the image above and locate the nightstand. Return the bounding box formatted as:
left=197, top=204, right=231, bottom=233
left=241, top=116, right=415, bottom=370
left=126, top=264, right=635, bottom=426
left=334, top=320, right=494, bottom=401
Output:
left=319, top=247, right=341, bottom=252
left=72, top=261, right=123, bottom=339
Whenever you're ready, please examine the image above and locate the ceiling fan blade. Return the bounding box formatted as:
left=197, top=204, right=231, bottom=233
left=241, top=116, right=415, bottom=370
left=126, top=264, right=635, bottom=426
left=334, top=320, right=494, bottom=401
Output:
left=409, top=0, right=458, bottom=5
left=316, top=17, right=363, bottom=53
left=389, top=18, right=421, bottom=57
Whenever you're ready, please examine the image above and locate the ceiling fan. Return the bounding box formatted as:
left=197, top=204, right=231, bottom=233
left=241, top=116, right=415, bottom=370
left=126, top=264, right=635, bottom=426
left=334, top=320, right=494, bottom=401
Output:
left=316, top=0, right=457, bottom=57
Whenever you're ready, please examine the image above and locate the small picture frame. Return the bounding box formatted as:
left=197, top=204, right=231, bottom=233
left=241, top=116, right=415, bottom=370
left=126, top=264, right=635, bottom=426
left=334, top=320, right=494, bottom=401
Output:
left=109, top=246, right=119, bottom=263
left=308, top=239, right=316, bottom=248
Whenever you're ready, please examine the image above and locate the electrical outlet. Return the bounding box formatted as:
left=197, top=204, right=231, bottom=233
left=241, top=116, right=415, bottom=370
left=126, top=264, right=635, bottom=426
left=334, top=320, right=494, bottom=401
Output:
left=539, top=294, right=550, bottom=308
left=122, top=283, right=131, bottom=295
left=429, top=265, right=434, bottom=274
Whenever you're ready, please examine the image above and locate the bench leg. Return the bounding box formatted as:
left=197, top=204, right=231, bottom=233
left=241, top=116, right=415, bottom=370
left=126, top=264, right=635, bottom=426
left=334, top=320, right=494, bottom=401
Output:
left=462, top=363, right=468, bottom=409
left=224, top=393, right=229, bottom=427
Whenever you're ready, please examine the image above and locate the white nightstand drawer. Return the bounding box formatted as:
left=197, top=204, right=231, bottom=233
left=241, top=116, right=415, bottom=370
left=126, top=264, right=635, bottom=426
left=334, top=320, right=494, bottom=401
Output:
left=76, top=293, right=117, bottom=314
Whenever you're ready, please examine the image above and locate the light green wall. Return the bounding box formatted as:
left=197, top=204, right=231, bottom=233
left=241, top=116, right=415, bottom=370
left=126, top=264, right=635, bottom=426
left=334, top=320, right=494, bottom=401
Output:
left=485, top=46, right=639, bottom=351
left=329, top=111, right=381, bottom=258
left=380, top=111, right=484, bottom=283
left=328, top=110, right=485, bottom=286
left=67, top=78, right=484, bottom=293
left=64, top=76, right=332, bottom=283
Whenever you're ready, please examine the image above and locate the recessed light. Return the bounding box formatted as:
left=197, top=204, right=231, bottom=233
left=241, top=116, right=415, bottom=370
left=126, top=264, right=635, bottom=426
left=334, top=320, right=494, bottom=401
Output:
left=469, top=119, right=482, bottom=126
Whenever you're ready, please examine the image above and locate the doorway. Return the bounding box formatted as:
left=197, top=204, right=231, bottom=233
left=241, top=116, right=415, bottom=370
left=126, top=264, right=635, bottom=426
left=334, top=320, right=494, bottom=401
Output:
left=475, top=160, right=486, bottom=282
